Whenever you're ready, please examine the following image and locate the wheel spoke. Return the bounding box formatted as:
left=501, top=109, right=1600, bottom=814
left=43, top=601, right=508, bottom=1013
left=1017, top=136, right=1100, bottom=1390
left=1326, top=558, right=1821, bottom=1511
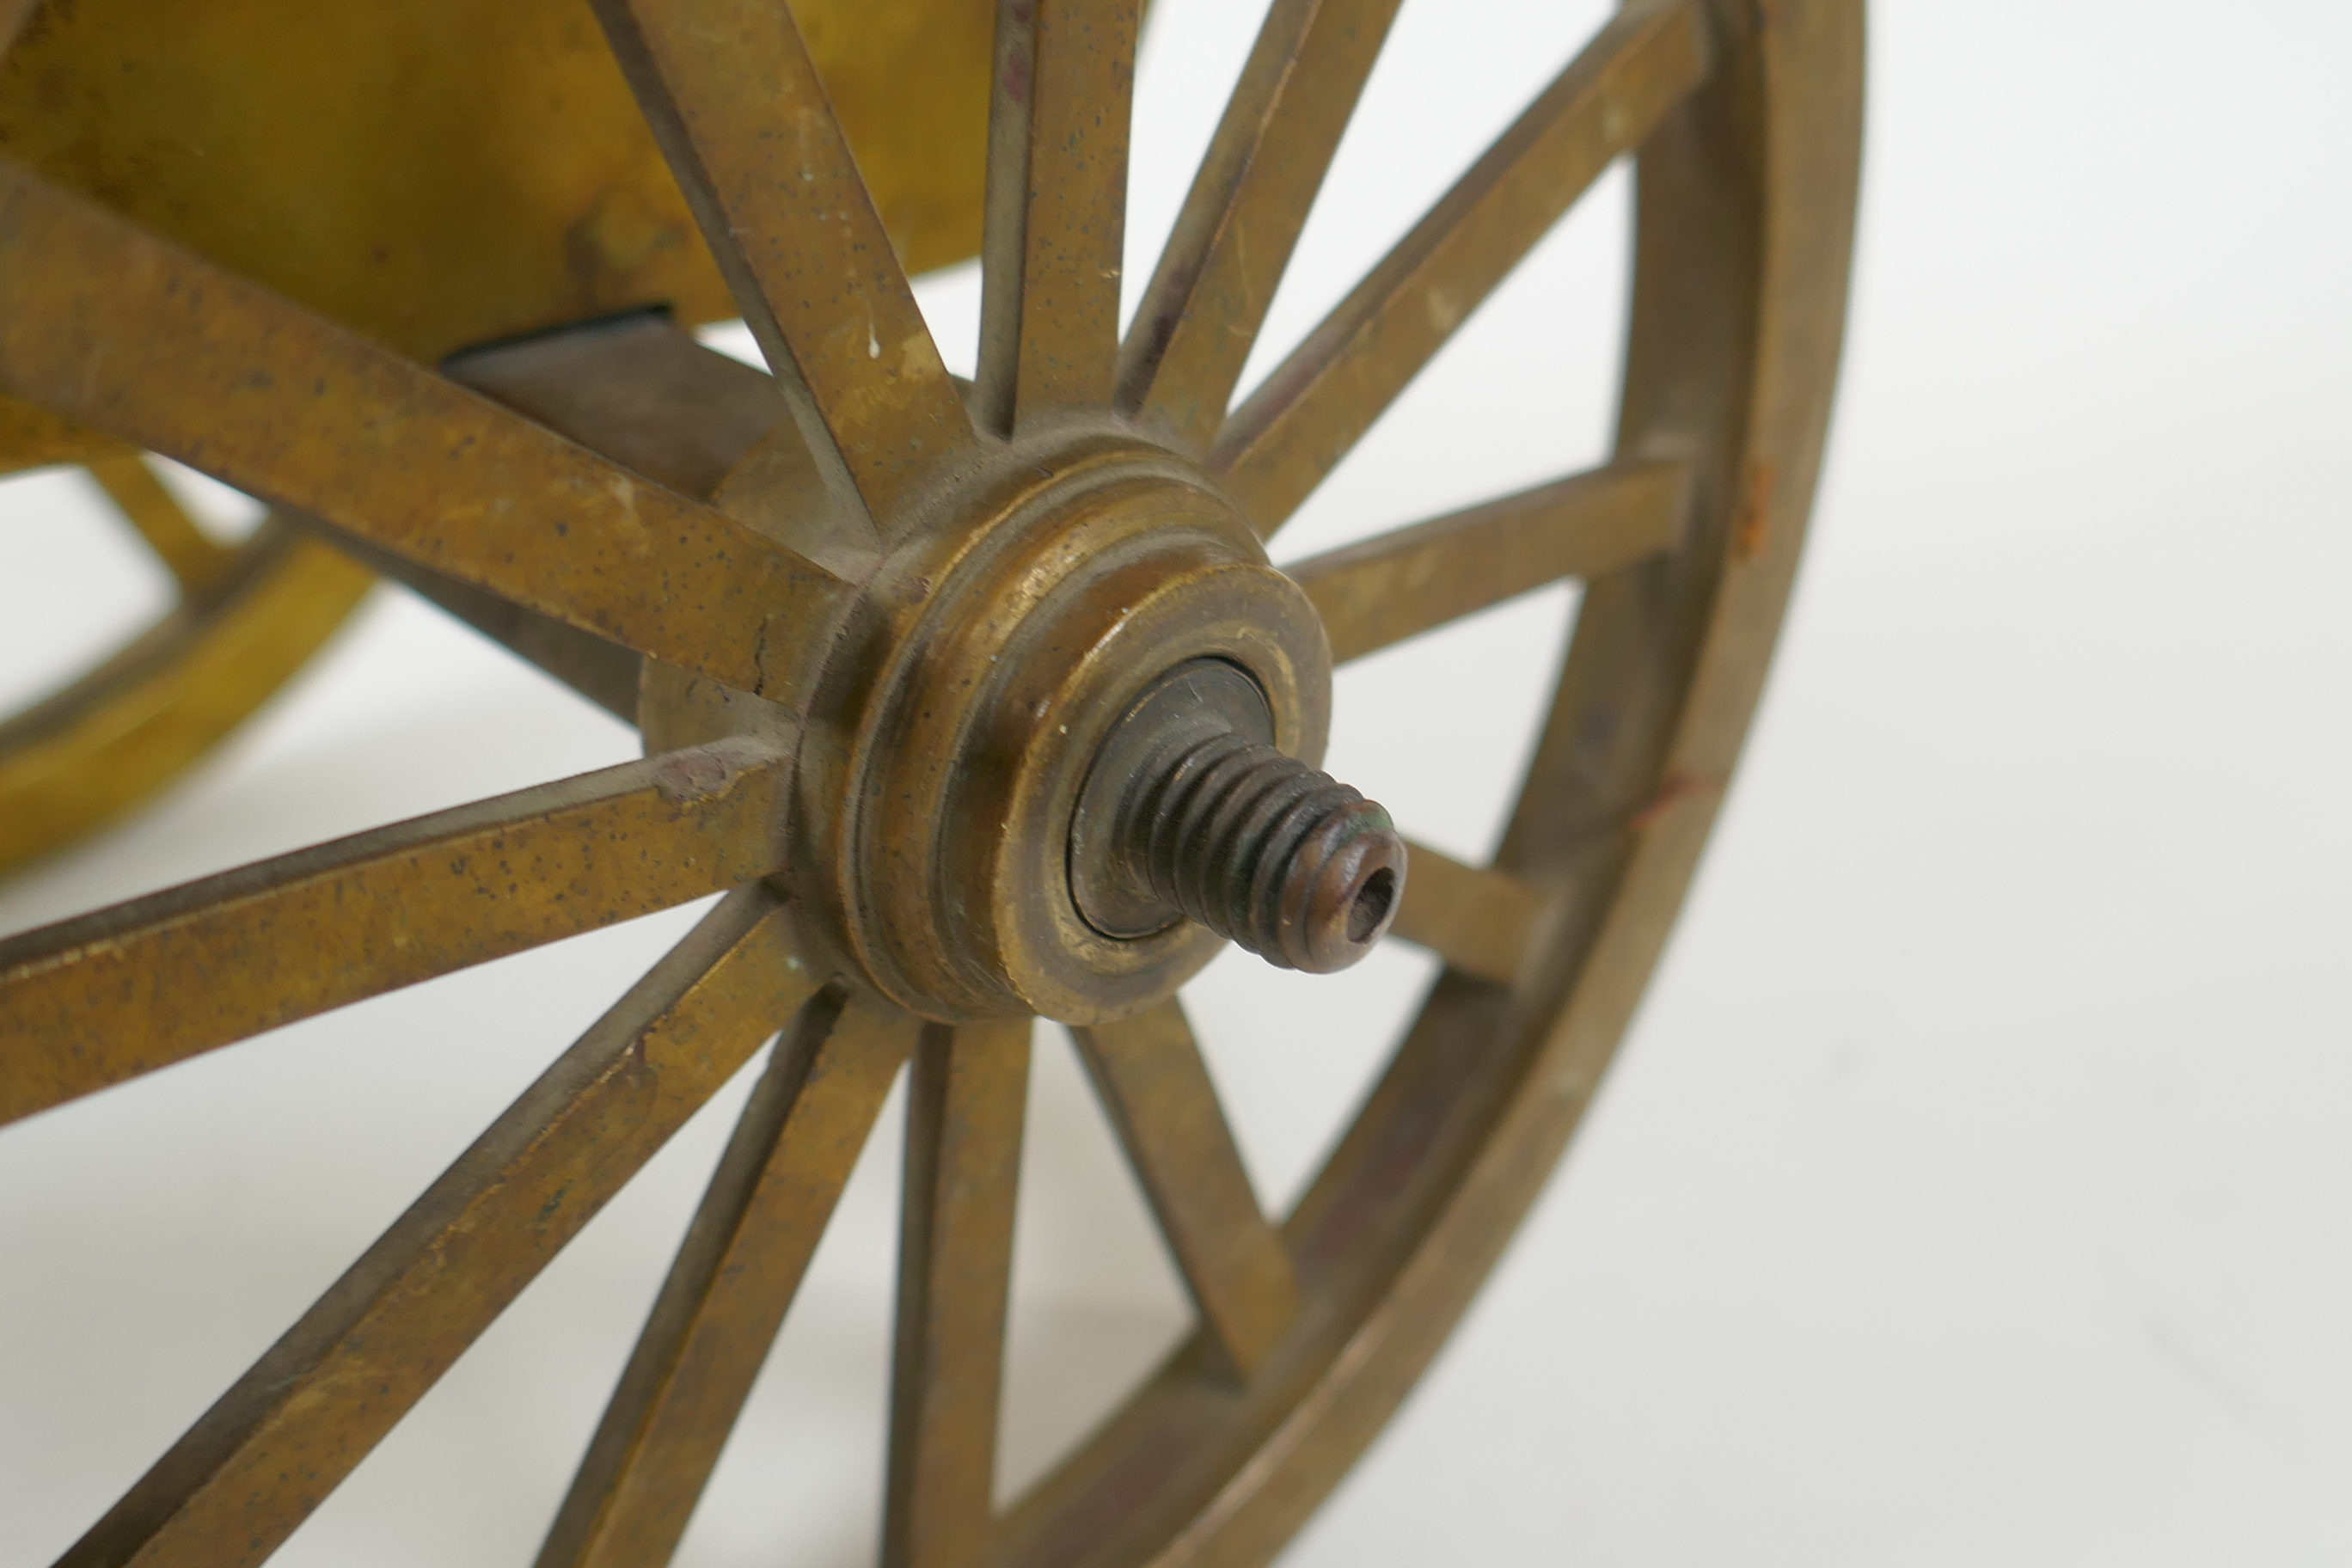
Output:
left=974, top=0, right=1140, bottom=436
left=1289, top=460, right=1687, bottom=664
left=1117, top=0, right=1402, bottom=453
left=538, top=993, right=920, bottom=1568
left=85, top=454, right=235, bottom=597
left=1069, top=1000, right=1299, bottom=1381
left=590, top=0, right=976, bottom=539
left=52, top=886, right=820, bottom=1568
left=1210, top=0, right=1712, bottom=537
left=1384, top=840, right=1546, bottom=987
left=0, top=738, right=793, bottom=1128
left=0, top=163, right=850, bottom=703
left=882, top=1018, right=1032, bottom=1568
left=444, top=307, right=842, bottom=580
left=0, top=395, right=126, bottom=477
left=298, top=516, right=645, bottom=724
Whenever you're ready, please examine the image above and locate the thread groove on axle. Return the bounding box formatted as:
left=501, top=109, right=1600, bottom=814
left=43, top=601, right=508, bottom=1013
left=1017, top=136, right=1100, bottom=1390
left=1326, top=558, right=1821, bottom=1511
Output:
left=1125, top=733, right=1400, bottom=971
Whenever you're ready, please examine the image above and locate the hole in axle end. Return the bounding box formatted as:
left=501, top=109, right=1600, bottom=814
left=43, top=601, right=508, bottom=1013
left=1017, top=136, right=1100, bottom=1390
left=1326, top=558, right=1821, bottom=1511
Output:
left=1346, top=867, right=1397, bottom=944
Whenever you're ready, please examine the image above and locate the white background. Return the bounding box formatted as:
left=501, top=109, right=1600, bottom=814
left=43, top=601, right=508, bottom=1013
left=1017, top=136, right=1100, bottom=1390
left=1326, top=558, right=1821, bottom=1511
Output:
left=3, top=1, right=2349, bottom=1562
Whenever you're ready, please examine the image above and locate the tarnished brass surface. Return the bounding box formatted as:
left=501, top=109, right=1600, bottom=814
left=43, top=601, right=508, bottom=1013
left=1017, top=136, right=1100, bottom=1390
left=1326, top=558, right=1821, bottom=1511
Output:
left=0, top=736, right=794, bottom=1127
left=0, top=0, right=1860, bottom=1564
left=1071, top=999, right=1301, bottom=1380
left=975, top=0, right=1139, bottom=434
left=883, top=1016, right=1032, bottom=1568
left=1119, top=0, right=1403, bottom=453
left=542, top=993, right=921, bottom=1568
left=593, top=0, right=979, bottom=541
left=1291, top=460, right=1691, bottom=664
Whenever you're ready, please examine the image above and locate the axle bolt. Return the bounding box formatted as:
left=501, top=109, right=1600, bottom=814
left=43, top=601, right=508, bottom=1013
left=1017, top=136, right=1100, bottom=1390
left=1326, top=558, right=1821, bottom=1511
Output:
left=1070, top=659, right=1406, bottom=975
left=1128, top=732, right=1405, bottom=972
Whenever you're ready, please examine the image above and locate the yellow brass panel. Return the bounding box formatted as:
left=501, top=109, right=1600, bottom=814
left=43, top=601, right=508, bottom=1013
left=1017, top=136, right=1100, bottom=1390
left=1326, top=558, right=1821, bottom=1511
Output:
left=0, top=0, right=992, bottom=459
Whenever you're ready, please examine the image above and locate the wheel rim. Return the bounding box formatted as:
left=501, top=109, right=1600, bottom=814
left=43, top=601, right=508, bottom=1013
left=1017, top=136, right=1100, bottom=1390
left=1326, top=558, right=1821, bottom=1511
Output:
left=0, top=514, right=373, bottom=877
left=0, top=3, right=1860, bottom=1566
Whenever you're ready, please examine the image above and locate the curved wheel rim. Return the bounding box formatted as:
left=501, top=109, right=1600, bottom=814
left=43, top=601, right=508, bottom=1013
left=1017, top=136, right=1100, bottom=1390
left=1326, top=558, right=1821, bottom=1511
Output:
left=0, top=2, right=1861, bottom=1565
left=0, top=482, right=374, bottom=878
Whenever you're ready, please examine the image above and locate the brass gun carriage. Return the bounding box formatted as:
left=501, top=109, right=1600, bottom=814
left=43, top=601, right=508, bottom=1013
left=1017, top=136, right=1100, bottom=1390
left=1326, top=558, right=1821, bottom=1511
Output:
left=0, top=1, right=1859, bottom=1563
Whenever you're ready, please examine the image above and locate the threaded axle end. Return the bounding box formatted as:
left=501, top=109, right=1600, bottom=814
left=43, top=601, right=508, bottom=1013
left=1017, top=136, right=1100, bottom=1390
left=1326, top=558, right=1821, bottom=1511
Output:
left=1124, top=733, right=1406, bottom=973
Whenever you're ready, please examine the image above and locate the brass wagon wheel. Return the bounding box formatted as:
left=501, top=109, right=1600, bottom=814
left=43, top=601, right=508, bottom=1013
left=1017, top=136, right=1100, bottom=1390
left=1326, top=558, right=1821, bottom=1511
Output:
left=0, top=2, right=1861, bottom=1566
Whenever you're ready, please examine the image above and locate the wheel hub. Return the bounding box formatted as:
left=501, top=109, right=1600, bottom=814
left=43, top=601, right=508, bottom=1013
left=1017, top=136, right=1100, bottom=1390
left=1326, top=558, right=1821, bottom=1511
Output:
left=760, top=432, right=1400, bottom=1025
